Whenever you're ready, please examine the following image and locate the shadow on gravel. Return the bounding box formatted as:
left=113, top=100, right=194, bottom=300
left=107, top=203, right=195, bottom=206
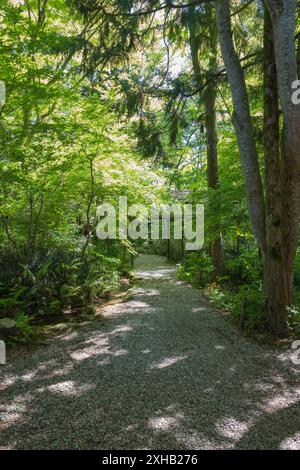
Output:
left=0, top=255, right=299, bottom=449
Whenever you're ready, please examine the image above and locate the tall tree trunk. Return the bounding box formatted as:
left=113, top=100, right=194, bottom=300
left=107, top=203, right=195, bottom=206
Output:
left=297, top=33, right=300, bottom=78
left=215, top=0, right=266, bottom=257
left=263, top=7, right=289, bottom=336
left=265, top=0, right=300, bottom=318
left=205, top=4, right=224, bottom=278
left=205, top=81, right=224, bottom=277
left=297, top=30, right=300, bottom=78
left=188, top=5, right=225, bottom=277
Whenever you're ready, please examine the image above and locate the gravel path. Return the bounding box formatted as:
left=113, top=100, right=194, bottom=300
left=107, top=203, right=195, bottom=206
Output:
left=0, top=254, right=299, bottom=449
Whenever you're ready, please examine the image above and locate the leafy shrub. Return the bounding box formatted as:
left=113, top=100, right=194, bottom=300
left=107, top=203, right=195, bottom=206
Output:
left=230, top=285, right=265, bottom=331
left=12, top=313, right=35, bottom=344
left=84, top=251, right=120, bottom=299
left=177, top=243, right=265, bottom=333
left=177, top=251, right=213, bottom=286
left=226, top=247, right=262, bottom=285
left=205, top=282, right=265, bottom=331
left=0, top=241, right=121, bottom=321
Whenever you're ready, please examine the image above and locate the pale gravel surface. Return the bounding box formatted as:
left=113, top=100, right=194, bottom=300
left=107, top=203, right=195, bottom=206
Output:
left=0, top=254, right=299, bottom=450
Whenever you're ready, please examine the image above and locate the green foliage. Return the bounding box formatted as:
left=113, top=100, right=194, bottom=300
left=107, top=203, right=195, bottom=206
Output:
left=226, top=247, right=263, bottom=285
left=0, top=0, right=165, bottom=335
left=177, top=245, right=265, bottom=332
left=205, top=283, right=265, bottom=332
left=12, top=313, right=35, bottom=344
left=1, top=0, right=299, bottom=342
left=177, top=252, right=213, bottom=286
left=0, top=242, right=122, bottom=319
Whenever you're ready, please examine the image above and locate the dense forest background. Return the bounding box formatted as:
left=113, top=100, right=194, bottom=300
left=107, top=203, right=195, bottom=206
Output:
left=0, top=0, right=300, bottom=343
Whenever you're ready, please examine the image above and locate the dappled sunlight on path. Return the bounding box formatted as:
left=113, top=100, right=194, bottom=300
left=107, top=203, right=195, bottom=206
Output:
left=0, top=255, right=299, bottom=449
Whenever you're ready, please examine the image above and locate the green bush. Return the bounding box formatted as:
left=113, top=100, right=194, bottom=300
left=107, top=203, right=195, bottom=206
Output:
left=12, top=313, right=35, bottom=344
left=226, top=247, right=262, bottom=285
left=0, top=241, right=121, bottom=321
left=177, top=243, right=265, bottom=333
left=177, top=251, right=213, bottom=286
left=205, top=282, right=265, bottom=331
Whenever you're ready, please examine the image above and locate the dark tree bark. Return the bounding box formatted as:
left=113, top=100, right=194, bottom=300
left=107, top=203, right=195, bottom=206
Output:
left=263, top=7, right=289, bottom=336
left=297, top=33, right=300, bottom=78
left=264, top=0, right=300, bottom=332
left=205, top=81, right=225, bottom=278
left=205, top=5, right=225, bottom=278
left=216, top=0, right=300, bottom=336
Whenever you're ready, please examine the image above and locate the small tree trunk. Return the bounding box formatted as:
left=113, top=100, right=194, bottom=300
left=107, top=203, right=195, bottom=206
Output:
left=166, top=238, right=170, bottom=260
left=181, top=227, right=185, bottom=259
left=81, top=158, right=95, bottom=262
left=130, top=253, right=134, bottom=269
left=297, top=31, right=300, bottom=78
left=120, top=244, right=126, bottom=267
